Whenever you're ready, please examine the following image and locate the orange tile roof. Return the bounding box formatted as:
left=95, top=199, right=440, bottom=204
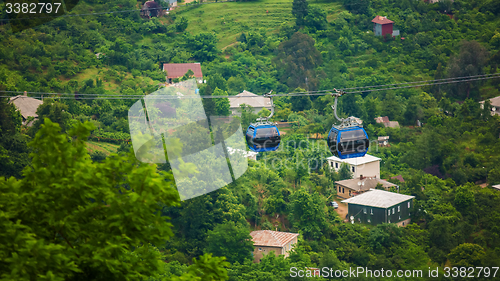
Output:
left=250, top=230, right=299, bottom=247
left=372, top=16, right=394, bottom=25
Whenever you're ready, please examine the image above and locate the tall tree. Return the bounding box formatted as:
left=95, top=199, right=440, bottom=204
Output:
left=273, top=32, right=323, bottom=91
left=292, top=0, right=309, bottom=26
left=446, top=40, right=489, bottom=100
left=0, top=98, right=30, bottom=178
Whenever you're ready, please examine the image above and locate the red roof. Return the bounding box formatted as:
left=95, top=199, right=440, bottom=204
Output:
left=250, top=230, right=299, bottom=247
left=372, top=16, right=394, bottom=25
left=163, top=63, right=203, bottom=79
left=375, top=116, right=390, bottom=123
left=391, top=175, right=405, bottom=183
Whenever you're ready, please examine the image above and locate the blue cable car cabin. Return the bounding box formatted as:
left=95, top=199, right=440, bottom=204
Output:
left=246, top=124, right=281, bottom=152
left=327, top=126, right=369, bottom=159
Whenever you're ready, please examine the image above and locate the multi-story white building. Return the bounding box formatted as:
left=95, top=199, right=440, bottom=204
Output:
left=327, top=154, right=381, bottom=179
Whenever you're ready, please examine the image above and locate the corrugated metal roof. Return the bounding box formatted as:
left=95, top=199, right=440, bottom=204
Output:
left=342, top=189, right=414, bottom=208
left=228, top=90, right=272, bottom=109
left=8, top=96, right=43, bottom=119
left=250, top=230, right=299, bottom=247
left=480, top=96, right=500, bottom=107
left=372, top=16, right=394, bottom=25
left=327, top=154, right=381, bottom=166
left=163, top=63, right=203, bottom=78
left=335, top=178, right=397, bottom=192
left=493, top=184, right=500, bottom=191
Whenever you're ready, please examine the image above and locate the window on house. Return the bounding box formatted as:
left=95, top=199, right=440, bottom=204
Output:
left=408, top=201, right=410, bottom=208
left=399, top=216, right=401, bottom=220
left=363, top=208, right=367, bottom=214
left=392, top=208, right=395, bottom=214
left=388, top=220, right=391, bottom=223
left=336, top=162, right=338, bottom=169
left=367, top=219, right=371, bottom=223
left=342, top=188, right=345, bottom=193
left=258, top=248, right=262, bottom=251
left=330, top=162, right=333, bottom=168
left=388, top=210, right=390, bottom=216
left=349, top=191, right=352, bottom=196
left=352, top=166, right=355, bottom=172
left=370, top=209, right=373, bottom=215
left=338, top=186, right=341, bottom=192
left=398, top=206, right=400, bottom=212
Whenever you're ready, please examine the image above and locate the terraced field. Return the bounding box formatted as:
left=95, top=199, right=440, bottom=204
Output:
left=175, top=0, right=346, bottom=49
left=86, top=141, right=120, bottom=156
left=176, top=0, right=295, bottom=49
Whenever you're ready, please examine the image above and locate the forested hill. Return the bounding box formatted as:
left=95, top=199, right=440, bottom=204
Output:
left=2, top=0, right=500, bottom=280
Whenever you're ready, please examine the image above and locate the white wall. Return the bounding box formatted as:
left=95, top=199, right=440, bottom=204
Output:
left=328, top=159, right=380, bottom=179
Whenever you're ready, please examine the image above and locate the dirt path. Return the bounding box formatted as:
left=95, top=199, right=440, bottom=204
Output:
left=221, top=42, right=238, bottom=51
left=333, top=197, right=349, bottom=221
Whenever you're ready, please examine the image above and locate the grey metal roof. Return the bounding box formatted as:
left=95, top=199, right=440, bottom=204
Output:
left=8, top=96, right=43, bottom=119
left=480, top=96, right=500, bottom=108
left=228, top=90, right=272, bottom=109
left=335, top=178, right=397, bottom=192
left=341, top=189, right=414, bottom=208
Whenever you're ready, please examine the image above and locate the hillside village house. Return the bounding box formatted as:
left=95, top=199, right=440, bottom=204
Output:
left=250, top=230, right=299, bottom=263
left=479, top=96, right=500, bottom=116
left=327, top=154, right=381, bottom=179
left=335, top=176, right=398, bottom=199
left=378, top=136, right=390, bottom=147
left=228, top=90, right=273, bottom=116
left=8, top=92, right=43, bottom=126
left=374, top=116, right=400, bottom=128
left=372, top=16, right=399, bottom=37
left=342, top=189, right=415, bottom=226
left=140, top=1, right=161, bottom=19
left=163, top=63, right=203, bottom=84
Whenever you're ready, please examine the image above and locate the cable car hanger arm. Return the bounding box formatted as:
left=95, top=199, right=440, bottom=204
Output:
left=257, top=90, right=274, bottom=122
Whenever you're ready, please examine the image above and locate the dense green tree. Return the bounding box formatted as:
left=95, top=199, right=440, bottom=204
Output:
left=448, top=243, right=486, bottom=267
left=289, top=187, right=327, bottom=239
left=0, top=119, right=228, bottom=280
left=304, top=6, right=328, bottom=32
left=343, top=0, right=370, bottom=15
left=205, top=221, right=254, bottom=264
left=29, top=99, right=72, bottom=137
left=338, top=162, right=353, bottom=180
left=0, top=98, right=30, bottom=178
left=184, top=33, right=219, bottom=62
left=446, top=40, right=489, bottom=100
left=292, top=0, right=308, bottom=26
left=273, top=32, right=322, bottom=91
left=213, top=88, right=231, bottom=116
